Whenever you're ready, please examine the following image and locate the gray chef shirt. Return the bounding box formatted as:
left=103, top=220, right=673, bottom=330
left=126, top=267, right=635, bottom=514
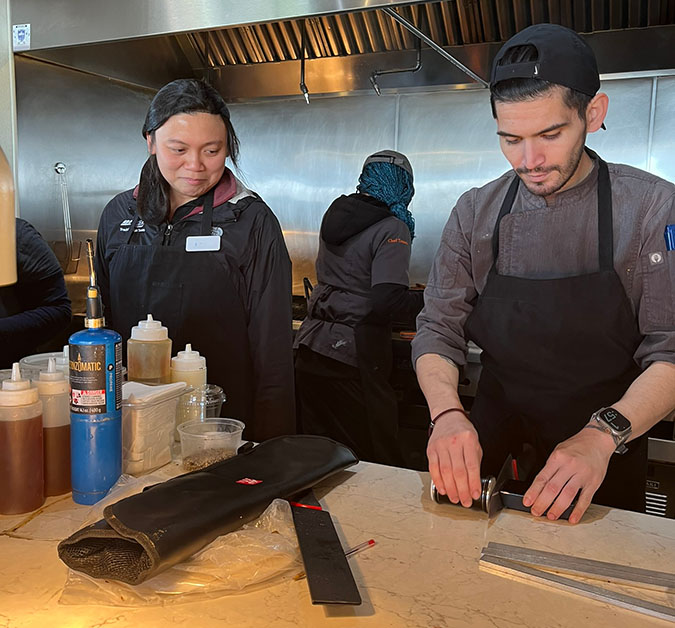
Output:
left=412, top=156, right=675, bottom=370
left=295, top=216, right=412, bottom=367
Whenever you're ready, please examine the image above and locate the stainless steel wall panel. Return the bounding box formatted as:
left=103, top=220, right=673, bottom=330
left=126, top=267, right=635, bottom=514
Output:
left=227, top=96, right=398, bottom=293
left=650, top=76, right=675, bottom=182
left=586, top=78, right=654, bottom=171
left=15, top=57, right=151, bottom=241
left=397, top=89, right=506, bottom=283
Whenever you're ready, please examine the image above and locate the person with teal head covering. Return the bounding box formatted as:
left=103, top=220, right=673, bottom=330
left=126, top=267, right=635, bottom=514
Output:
left=294, top=150, right=424, bottom=466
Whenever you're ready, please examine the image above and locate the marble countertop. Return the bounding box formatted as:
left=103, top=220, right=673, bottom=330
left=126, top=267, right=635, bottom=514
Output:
left=2, top=460, right=674, bottom=627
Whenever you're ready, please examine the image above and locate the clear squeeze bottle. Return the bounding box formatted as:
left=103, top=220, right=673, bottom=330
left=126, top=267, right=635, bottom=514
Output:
left=170, top=344, right=207, bottom=388
left=127, top=315, right=172, bottom=384
left=0, top=363, right=44, bottom=514
left=37, top=357, right=71, bottom=496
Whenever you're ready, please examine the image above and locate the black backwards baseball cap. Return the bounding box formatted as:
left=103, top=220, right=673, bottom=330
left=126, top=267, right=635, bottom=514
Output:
left=491, top=24, right=600, bottom=97
left=362, top=150, right=414, bottom=179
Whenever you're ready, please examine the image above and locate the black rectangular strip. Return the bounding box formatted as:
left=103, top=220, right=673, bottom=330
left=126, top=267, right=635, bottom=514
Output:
left=499, top=479, right=575, bottom=520
left=290, top=499, right=362, bottom=605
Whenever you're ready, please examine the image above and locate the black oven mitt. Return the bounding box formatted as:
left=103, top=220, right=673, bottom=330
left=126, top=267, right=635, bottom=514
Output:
left=58, top=435, right=358, bottom=585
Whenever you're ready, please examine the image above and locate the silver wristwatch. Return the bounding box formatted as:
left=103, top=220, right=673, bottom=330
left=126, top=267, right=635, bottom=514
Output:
left=585, top=407, right=632, bottom=455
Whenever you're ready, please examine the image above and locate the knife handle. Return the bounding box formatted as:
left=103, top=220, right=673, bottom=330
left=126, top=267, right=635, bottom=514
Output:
left=499, top=480, right=575, bottom=521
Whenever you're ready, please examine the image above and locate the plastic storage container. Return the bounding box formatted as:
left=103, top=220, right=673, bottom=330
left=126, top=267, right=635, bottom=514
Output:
left=0, top=363, right=44, bottom=514
left=178, top=418, right=245, bottom=471
left=36, top=357, right=71, bottom=496
left=122, top=381, right=187, bottom=475
left=19, top=346, right=69, bottom=381
left=170, top=344, right=207, bottom=388
left=127, top=315, right=172, bottom=384
left=175, top=383, right=225, bottom=439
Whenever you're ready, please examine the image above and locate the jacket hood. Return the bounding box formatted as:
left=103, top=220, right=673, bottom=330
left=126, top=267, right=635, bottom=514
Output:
left=320, top=193, right=391, bottom=245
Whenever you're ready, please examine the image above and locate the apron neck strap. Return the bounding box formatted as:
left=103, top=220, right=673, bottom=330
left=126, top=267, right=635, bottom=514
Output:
left=596, top=158, right=613, bottom=271
left=200, top=187, right=216, bottom=236
left=491, top=153, right=613, bottom=273
left=491, top=175, right=520, bottom=265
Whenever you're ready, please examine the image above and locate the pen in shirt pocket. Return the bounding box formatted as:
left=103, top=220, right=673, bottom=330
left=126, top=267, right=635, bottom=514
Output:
left=665, top=225, right=675, bottom=252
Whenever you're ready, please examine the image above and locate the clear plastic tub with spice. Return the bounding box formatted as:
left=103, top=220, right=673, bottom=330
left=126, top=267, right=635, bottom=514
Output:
left=178, top=418, right=244, bottom=472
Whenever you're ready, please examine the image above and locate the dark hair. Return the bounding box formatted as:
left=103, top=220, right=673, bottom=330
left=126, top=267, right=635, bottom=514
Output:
left=489, top=45, right=592, bottom=121
left=137, top=79, right=240, bottom=225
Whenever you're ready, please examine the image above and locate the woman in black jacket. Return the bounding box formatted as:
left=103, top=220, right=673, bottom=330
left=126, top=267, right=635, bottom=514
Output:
left=96, top=79, right=294, bottom=442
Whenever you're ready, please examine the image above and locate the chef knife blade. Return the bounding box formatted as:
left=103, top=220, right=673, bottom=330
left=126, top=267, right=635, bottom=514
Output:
left=487, top=454, right=514, bottom=518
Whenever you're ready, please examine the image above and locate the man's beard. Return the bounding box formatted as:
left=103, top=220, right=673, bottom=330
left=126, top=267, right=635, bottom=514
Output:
left=516, top=136, right=586, bottom=197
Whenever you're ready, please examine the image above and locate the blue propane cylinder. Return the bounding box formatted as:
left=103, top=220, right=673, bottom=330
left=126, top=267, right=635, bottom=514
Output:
left=69, top=239, right=122, bottom=505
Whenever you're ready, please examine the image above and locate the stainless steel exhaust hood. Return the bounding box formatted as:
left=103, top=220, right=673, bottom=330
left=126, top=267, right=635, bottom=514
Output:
left=10, top=0, right=675, bottom=100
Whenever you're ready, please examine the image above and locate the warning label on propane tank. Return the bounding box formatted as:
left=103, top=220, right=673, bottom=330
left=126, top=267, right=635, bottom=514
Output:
left=70, top=344, right=107, bottom=414
left=71, top=389, right=106, bottom=406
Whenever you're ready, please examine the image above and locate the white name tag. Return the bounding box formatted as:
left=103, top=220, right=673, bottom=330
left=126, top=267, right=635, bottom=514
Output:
left=185, top=235, right=221, bottom=252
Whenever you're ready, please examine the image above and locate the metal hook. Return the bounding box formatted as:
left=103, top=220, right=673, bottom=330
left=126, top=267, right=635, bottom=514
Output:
left=370, top=37, right=422, bottom=96
left=300, top=19, right=310, bottom=104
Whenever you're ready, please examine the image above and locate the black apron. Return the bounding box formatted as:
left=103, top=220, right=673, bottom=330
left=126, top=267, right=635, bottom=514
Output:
left=108, top=188, right=255, bottom=428
left=464, top=155, right=646, bottom=512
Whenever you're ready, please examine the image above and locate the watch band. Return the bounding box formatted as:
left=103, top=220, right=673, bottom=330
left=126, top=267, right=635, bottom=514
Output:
left=585, top=409, right=630, bottom=455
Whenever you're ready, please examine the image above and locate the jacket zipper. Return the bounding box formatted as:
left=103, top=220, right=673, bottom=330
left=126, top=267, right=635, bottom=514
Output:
left=163, top=223, right=174, bottom=246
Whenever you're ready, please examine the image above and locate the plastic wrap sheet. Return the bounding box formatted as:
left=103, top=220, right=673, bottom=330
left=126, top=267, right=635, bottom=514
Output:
left=59, top=474, right=301, bottom=606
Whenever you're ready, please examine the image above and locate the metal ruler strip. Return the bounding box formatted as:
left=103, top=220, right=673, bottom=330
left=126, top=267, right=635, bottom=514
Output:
left=479, top=555, right=675, bottom=623
left=482, top=542, right=675, bottom=591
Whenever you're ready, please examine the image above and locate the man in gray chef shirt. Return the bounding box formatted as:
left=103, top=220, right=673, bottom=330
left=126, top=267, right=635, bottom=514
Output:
left=412, top=24, right=675, bottom=523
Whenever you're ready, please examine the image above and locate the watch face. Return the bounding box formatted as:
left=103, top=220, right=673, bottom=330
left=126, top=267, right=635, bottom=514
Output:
left=600, top=407, right=631, bottom=432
